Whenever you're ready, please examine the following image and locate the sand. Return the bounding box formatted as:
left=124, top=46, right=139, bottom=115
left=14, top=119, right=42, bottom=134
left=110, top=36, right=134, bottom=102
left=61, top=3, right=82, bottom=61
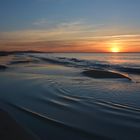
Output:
left=0, top=109, right=38, bottom=140
left=82, top=69, right=132, bottom=80
left=0, top=65, right=7, bottom=70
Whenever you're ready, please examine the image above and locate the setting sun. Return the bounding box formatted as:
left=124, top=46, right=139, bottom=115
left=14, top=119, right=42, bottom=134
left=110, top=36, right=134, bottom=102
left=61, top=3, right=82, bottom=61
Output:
left=109, top=42, right=121, bottom=53
left=111, top=47, right=120, bottom=53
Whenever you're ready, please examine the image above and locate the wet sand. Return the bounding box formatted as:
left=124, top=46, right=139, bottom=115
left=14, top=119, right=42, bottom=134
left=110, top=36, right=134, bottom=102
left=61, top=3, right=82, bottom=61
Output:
left=82, top=69, right=132, bottom=80
left=0, top=109, right=37, bottom=140
left=0, top=65, right=7, bottom=70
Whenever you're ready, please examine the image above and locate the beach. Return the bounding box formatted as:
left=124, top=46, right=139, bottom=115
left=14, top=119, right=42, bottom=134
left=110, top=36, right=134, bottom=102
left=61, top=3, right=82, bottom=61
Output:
left=0, top=52, right=140, bottom=140
left=0, top=108, right=38, bottom=140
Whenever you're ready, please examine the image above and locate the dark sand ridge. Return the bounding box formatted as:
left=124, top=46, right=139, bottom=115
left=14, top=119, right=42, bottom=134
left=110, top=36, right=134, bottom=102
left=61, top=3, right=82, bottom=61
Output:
left=0, top=65, right=8, bottom=70
left=0, top=109, right=38, bottom=140
left=9, top=59, right=38, bottom=65
left=82, top=69, right=132, bottom=80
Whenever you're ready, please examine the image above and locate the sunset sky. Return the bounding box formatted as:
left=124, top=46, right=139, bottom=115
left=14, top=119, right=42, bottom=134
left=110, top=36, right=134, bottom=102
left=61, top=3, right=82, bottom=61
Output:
left=0, top=0, right=140, bottom=52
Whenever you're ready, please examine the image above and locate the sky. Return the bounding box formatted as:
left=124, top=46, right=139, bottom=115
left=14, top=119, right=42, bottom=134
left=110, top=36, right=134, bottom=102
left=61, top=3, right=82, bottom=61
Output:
left=0, top=0, right=140, bottom=52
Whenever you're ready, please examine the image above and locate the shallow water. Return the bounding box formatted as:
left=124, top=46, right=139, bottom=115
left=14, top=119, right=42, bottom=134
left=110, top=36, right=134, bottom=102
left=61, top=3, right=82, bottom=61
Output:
left=0, top=53, right=140, bottom=140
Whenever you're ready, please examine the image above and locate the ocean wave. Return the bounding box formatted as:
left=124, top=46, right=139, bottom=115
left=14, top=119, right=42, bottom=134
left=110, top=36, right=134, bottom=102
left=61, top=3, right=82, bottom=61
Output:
left=29, top=54, right=140, bottom=75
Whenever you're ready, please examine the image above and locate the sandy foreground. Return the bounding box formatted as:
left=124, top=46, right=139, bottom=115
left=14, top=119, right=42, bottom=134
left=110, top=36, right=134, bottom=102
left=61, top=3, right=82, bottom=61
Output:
left=0, top=108, right=38, bottom=140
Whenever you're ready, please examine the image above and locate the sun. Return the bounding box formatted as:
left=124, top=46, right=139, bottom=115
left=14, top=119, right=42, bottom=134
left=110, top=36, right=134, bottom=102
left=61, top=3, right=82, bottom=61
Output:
left=111, top=47, right=120, bottom=53
left=110, top=42, right=121, bottom=53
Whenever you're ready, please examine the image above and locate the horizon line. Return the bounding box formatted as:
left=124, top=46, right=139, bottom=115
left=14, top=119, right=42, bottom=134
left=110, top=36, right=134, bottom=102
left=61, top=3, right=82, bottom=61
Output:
left=0, top=50, right=140, bottom=54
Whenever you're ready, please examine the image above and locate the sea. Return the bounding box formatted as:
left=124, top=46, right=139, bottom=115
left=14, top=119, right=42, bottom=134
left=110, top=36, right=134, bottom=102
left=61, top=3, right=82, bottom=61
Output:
left=0, top=52, right=140, bottom=140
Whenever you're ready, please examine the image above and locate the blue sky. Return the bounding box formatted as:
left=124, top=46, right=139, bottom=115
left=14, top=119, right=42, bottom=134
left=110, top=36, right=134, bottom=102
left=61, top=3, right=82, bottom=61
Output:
left=0, top=0, right=140, bottom=52
left=0, top=0, right=140, bottom=31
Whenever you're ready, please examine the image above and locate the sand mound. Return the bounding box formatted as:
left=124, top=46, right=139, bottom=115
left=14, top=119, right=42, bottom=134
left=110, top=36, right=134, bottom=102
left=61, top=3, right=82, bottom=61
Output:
left=82, top=69, right=131, bottom=80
